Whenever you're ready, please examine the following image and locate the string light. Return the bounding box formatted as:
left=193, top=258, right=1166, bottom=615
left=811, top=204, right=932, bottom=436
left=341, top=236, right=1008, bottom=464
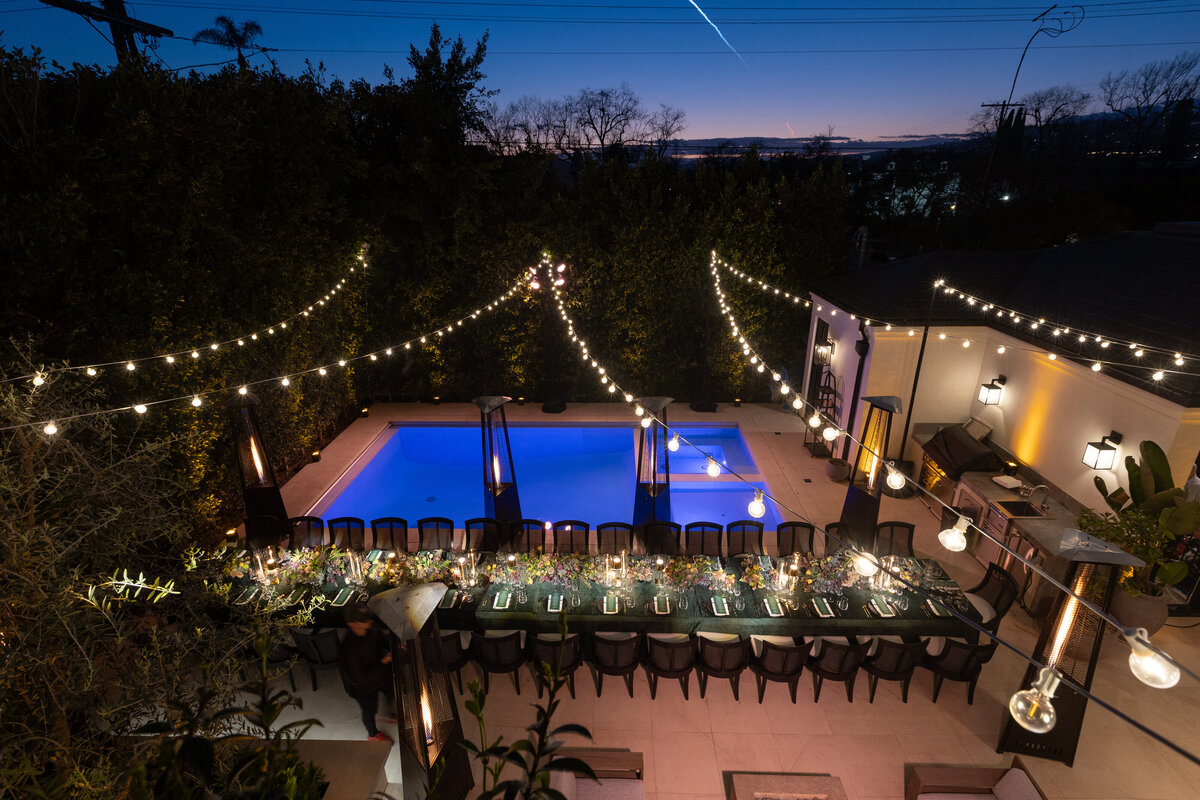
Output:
left=1009, top=667, right=1062, bottom=734
left=43, top=421, right=58, bottom=435
left=1126, top=628, right=1181, bottom=689
left=821, top=425, right=839, bottom=442
left=133, top=404, right=147, bottom=414
left=706, top=457, right=721, bottom=477
left=885, top=462, right=906, bottom=491
left=852, top=550, right=879, bottom=577
left=937, top=515, right=970, bottom=552
left=667, top=434, right=680, bottom=452
left=747, top=489, right=766, bottom=518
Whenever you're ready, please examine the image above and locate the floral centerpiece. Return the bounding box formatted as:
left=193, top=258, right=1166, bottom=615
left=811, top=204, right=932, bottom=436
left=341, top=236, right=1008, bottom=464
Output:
left=663, top=555, right=736, bottom=593
left=739, top=557, right=780, bottom=590
left=222, top=551, right=253, bottom=581
left=800, top=553, right=858, bottom=596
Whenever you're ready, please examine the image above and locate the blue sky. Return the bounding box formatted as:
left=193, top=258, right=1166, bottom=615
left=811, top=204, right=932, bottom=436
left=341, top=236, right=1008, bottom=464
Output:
left=3, top=1, right=1198, bottom=139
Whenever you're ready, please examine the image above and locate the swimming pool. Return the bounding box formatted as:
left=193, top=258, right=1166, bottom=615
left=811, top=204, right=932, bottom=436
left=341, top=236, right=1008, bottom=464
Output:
left=314, top=424, right=780, bottom=527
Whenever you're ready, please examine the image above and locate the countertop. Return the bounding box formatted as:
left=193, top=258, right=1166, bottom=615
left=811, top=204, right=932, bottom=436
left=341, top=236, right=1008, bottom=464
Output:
left=958, top=471, right=1078, bottom=556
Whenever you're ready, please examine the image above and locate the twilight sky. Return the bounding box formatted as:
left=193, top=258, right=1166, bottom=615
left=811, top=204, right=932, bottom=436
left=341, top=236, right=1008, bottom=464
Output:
left=3, top=1, right=1199, bottom=140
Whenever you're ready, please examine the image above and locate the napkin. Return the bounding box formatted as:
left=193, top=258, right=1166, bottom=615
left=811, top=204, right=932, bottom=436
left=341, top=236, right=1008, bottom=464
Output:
left=493, top=589, right=512, bottom=610
left=235, top=586, right=260, bottom=605
left=367, top=549, right=383, bottom=562
left=870, top=596, right=896, bottom=617
left=654, top=594, right=671, bottom=615
left=603, top=594, right=619, bottom=614
left=284, top=588, right=306, bottom=606
left=548, top=593, right=564, bottom=613
left=812, top=596, right=835, bottom=618
left=438, top=590, right=458, bottom=609
left=927, top=598, right=952, bottom=617
left=330, top=587, right=355, bottom=607
left=763, top=596, right=784, bottom=617
left=711, top=596, right=729, bottom=616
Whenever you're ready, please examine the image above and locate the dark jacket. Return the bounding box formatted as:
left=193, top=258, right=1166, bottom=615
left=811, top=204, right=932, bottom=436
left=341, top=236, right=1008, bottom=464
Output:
left=339, top=624, right=392, bottom=699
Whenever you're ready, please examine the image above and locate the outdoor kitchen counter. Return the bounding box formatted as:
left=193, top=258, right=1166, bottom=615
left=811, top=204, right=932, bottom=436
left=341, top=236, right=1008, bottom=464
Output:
left=957, top=471, right=1080, bottom=555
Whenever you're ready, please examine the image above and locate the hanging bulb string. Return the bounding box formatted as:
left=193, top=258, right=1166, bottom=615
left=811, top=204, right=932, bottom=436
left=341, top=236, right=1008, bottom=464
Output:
left=4, top=248, right=373, bottom=385
left=711, top=254, right=1200, bottom=686
left=2, top=274, right=532, bottom=434
left=712, top=251, right=810, bottom=307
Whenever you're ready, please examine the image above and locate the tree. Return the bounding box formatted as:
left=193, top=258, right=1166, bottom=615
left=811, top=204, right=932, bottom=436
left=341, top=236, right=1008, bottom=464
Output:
left=1100, top=51, right=1200, bottom=162
left=192, top=16, right=264, bottom=71
left=575, top=83, right=643, bottom=161
left=1019, top=84, right=1092, bottom=156
left=646, top=103, right=687, bottom=159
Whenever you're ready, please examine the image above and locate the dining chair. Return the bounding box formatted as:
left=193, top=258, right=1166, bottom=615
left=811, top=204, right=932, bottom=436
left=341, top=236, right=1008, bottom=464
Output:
left=823, top=522, right=849, bottom=553
left=641, top=521, right=681, bottom=556
left=417, top=517, right=455, bottom=551
left=425, top=629, right=472, bottom=695
left=327, top=517, right=366, bottom=551
left=726, top=520, right=765, bottom=556
left=695, top=633, right=749, bottom=701
left=551, top=520, right=591, bottom=555
left=290, top=628, right=342, bottom=691
left=965, top=564, right=1019, bottom=634
left=749, top=637, right=813, bottom=703
left=597, top=522, right=634, bottom=555
left=874, top=521, right=916, bottom=558
left=506, top=519, right=547, bottom=553
left=530, top=632, right=584, bottom=699
left=244, top=514, right=288, bottom=549
left=464, top=518, right=502, bottom=552
left=288, top=516, right=325, bottom=549
left=921, top=638, right=999, bottom=704
left=807, top=637, right=871, bottom=702
left=683, top=522, right=723, bottom=557
left=861, top=637, right=928, bottom=703
left=643, top=634, right=695, bottom=700
left=590, top=632, right=641, bottom=698
left=776, top=521, right=815, bottom=557
left=259, top=639, right=298, bottom=692
left=370, top=517, right=409, bottom=552
left=472, top=630, right=527, bottom=695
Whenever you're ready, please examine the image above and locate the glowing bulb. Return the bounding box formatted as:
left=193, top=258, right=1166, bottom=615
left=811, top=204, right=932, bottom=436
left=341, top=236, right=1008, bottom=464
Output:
left=756, top=364, right=765, bottom=373
left=808, top=413, right=821, bottom=428
left=938, top=333, right=946, bottom=340
left=885, top=464, right=906, bottom=491
left=821, top=426, right=839, bottom=442
left=339, top=360, right=347, bottom=367
left=238, top=339, right=245, bottom=346
left=640, top=417, right=652, bottom=428
left=780, top=384, right=790, bottom=394
left=43, top=421, right=58, bottom=435
left=1125, top=628, right=1180, bottom=688
left=635, top=406, right=644, bottom=416
left=210, top=343, right=218, bottom=351
left=318, top=368, right=327, bottom=376
left=1048, top=353, right=1057, bottom=360
left=166, top=355, right=175, bottom=364
left=853, top=551, right=879, bottom=577
left=281, top=377, right=290, bottom=387
left=126, top=362, right=136, bottom=371
left=32, top=374, right=45, bottom=386
left=997, top=346, right=1006, bottom=354
left=938, top=515, right=970, bottom=552
left=608, top=384, right=616, bottom=394
left=1009, top=667, right=1061, bottom=734
left=624, top=393, right=633, bottom=402
left=238, top=386, right=248, bottom=395
left=962, top=340, right=970, bottom=348
left=748, top=489, right=766, bottom=519
left=668, top=434, right=679, bottom=452
left=706, top=457, right=721, bottom=478
left=369, top=354, right=377, bottom=361
left=792, top=397, right=803, bottom=410
left=86, top=367, right=97, bottom=376
left=134, top=404, right=148, bottom=414
left=191, top=396, right=202, bottom=407
left=1091, top=362, right=1102, bottom=372
left=1153, top=371, right=1164, bottom=381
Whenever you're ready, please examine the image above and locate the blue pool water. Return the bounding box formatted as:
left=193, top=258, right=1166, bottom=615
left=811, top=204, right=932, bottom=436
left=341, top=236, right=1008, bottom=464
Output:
left=318, top=424, right=780, bottom=527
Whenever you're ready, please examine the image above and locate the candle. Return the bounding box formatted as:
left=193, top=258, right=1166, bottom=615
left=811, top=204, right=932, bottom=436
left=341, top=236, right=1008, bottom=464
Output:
left=457, top=556, right=466, bottom=585
left=620, top=550, right=626, bottom=578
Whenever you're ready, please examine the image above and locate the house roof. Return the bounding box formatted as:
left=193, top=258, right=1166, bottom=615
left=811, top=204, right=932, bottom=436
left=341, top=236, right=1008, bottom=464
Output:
left=809, top=226, right=1200, bottom=406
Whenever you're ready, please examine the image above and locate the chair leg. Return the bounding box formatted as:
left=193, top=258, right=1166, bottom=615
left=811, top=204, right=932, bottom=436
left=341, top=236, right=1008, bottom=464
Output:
left=787, top=676, right=798, bottom=704
left=680, top=675, right=689, bottom=701
left=532, top=665, right=545, bottom=699
left=593, top=667, right=604, bottom=697
left=812, top=673, right=823, bottom=703
left=623, top=672, right=635, bottom=698
left=900, top=676, right=911, bottom=703
left=567, top=671, right=576, bottom=700
left=697, top=672, right=708, bottom=699
left=867, top=674, right=878, bottom=703
left=731, top=674, right=740, bottom=702
left=756, top=674, right=767, bottom=704
left=845, top=674, right=856, bottom=703
left=967, top=677, right=978, bottom=705
left=310, top=666, right=318, bottom=693
left=454, top=668, right=464, bottom=695
left=512, top=668, right=521, bottom=696
left=931, top=674, right=943, bottom=703
left=482, top=669, right=491, bottom=695
left=648, top=672, right=658, bottom=700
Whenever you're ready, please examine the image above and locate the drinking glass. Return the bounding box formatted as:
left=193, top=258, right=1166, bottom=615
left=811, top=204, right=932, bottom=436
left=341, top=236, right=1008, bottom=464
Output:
left=679, top=594, right=689, bottom=611
left=517, top=590, right=527, bottom=605
left=837, top=595, right=849, bottom=612
left=735, top=597, right=745, bottom=612
left=895, top=594, right=909, bottom=612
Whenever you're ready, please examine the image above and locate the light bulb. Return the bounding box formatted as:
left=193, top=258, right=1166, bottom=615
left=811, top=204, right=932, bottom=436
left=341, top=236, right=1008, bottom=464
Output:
left=1125, top=628, right=1180, bottom=688
left=706, top=458, right=721, bottom=478
left=32, top=374, right=45, bottom=386
left=808, top=413, right=821, bottom=428
left=780, top=384, right=790, bottom=394
left=126, top=362, right=136, bottom=371
left=43, top=421, right=58, bottom=435
left=792, top=397, right=803, bottom=410
left=191, top=350, right=200, bottom=359
left=134, top=404, right=148, bottom=414
left=640, top=417, right=651, bottom=428
left=852, top=551, right=879, bottom=577
left=281, top=377, right=290, bottom=387
left=885, top=465, right=906, bottom=491
left=822, top=426, right=839, bottom=442
left=748, top=489, right=766, bottom=519
left=86, top=367, right=97, bottom=376
left=608, top=384, right=616, bottom=394
left=756, top=364, right=765, bottom=373
left=635, top=406, right=644, bottom=416
left=1009, top=667, right=1061, bottom=734
left=238, top=386, right=248, bottom=395
left=667, top=434, right=680, bottom=452
left=318, top=368, right=327, bottom=376
left=938, top=515, right=970, bottom=552
left=191, top=396, right=202, bottom=407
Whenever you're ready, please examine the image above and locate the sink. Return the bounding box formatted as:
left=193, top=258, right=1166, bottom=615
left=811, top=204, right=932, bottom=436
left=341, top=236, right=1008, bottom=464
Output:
left=995, top=500, right=1048, bottom=517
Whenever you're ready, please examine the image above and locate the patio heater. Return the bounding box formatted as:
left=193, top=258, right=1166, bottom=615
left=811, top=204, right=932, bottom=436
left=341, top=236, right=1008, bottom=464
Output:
left=369, top=584, right=473, bottom=800
left=632, top=397, right=673, bottom=528
left=474, top=396, right=522, bottom=525
left=997, top=529, right=1143, bottom=766
left=837, top=395, right=901, bottom=551
left=226, top=391, right=289, bottom=548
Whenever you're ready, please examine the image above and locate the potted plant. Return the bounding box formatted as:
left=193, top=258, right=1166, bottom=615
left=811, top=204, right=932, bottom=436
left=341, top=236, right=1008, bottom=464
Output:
left=1080, top=440, right=1200, bottom=635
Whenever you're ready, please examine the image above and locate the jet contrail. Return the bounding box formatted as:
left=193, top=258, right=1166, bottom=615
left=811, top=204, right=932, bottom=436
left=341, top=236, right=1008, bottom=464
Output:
left=685, top=0, right=749, bottom=69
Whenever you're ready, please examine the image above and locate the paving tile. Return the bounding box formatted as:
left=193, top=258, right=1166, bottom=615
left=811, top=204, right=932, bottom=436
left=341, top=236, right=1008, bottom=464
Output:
left=652, top=731, right=723, bottom=796
left=712, top=731, right=783, bottom=774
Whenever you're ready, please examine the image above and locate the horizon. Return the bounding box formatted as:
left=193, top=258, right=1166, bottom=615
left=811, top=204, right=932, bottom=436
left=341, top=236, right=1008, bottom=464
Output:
left=2, top=1, right=1198, bottom=140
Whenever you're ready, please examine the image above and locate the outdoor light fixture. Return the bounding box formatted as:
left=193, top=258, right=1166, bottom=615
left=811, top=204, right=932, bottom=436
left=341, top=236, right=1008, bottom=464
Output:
left=852, top=550, right=879, bottom=577
left=1082, top=431, right=1122, bottom=470
left=1009, top=666, right=1061, bottom=734
left=814, top=339, right=835, bottom=366
left=885, top=463, right=906, bottom=491
left=667, top=434, right=680, bottom=452
left=1125, top=628, right=1180, bottom=689
left=747, top=489, right=766, bottom=519
left=821, top=425, right=839, bottom=442
left=938, top=515, right=970, bottom=552
left=978, top=375, right=1006, bottom=405
left=706, top=457, right=721, bottom=478
left=792, top=397, right=803, bottom=410
left=808, top=412, right=822, bottom=428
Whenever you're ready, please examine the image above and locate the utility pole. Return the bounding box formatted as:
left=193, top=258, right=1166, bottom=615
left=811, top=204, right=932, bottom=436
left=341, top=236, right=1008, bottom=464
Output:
left=39, top=0, right=173, bottom=63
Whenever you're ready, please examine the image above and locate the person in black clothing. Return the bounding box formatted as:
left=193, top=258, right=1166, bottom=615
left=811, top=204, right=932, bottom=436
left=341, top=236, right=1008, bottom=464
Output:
left=339, top=603, right=395, bottom=742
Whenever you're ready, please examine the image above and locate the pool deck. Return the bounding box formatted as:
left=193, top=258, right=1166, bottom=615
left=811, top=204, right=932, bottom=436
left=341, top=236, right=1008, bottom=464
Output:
left=275, top=402, right=1200, bottom=800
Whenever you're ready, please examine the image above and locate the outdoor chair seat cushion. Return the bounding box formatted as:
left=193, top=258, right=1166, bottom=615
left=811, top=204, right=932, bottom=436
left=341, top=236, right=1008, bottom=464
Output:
left=550, top=772, right=645, bottom=800
left=920, top=764, right=1040, bottom=800
left=749, top=635, right=795, bottom=657
left=964, top=592, right=997, bottom=624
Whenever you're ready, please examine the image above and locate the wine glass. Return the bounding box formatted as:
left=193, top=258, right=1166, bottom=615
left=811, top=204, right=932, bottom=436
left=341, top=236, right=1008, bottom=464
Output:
left=517, top=589, right=527, bottom=605
left=679, top=594, right=689, bottom=611
left=837, top=595, right=850, bottom=612
left=735, top=597, right=745, bottom=612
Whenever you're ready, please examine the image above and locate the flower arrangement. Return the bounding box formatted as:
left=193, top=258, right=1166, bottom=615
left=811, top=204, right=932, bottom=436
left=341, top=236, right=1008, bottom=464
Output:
left=662, top=555, right=734, bottom=592
left=800, top=553, right=857, bottom=596
left=486, top=553, right=605, bottom=586
left=222, top=552, right=252, bottom=581
left=739, top=557, right=780, bottom=590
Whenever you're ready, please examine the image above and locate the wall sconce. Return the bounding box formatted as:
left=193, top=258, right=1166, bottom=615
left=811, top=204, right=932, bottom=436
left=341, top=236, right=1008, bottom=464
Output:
left=978, top=375, right=1006, bottom=405
left=814, top=339, right=835, bottom=366
left=1082, top=431, right=1122, bottom=470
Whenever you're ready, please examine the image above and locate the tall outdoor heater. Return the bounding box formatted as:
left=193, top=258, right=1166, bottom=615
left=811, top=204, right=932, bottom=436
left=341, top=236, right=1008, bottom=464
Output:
left=226, top=391, right=289, bottom=548
left=632, top=397, right=673, bottom=528
left=998, top=529, right=1142, bottom=766
left=838, top=395, right=901, bottom=551
left=369, top=584, right=473, bottom=800
left=474, top=396, right=522, bottom=524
